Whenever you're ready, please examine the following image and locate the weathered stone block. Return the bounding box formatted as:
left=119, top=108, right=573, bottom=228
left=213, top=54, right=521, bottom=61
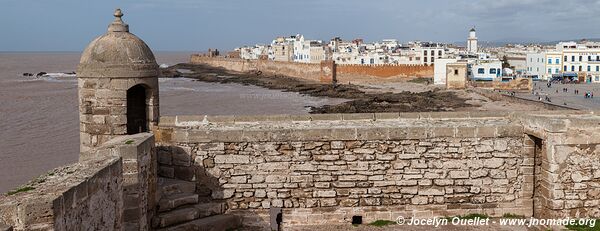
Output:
left=214, top=155, right=249, bottom=164
left=449, top=170, right=469, bottom=179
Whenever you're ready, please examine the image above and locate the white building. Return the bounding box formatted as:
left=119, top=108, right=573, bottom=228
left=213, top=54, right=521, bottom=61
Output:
left=524, top=41, right=600, bottom=82
left=417, top=46, right=445, bottom=65
left=467, top=28, right=478, bottom=53
left=526, top=53, right=546, bottom=79
left=470, top=60, right=502, bottom=81
left=239, top=45, right=268, bottom=60
left=557, top=42, right=600, bottom=82
left=434, top=58, right=459, bottom=85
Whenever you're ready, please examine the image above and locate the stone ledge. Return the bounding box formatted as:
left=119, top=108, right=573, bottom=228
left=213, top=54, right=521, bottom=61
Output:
left=165, top=124, right=523, bottom=143
left=158, top=111, right=525, bottom=128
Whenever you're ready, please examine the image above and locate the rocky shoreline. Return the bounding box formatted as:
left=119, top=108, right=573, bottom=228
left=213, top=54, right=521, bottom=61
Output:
left=160, top=63, right=474, bottom=113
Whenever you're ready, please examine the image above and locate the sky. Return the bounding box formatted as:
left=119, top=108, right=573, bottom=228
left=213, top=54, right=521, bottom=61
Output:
left=1, top=0, right=600, bottom=52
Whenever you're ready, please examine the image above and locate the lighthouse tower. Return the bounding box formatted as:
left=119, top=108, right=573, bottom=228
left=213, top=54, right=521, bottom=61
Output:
left=77, top=9, right=160, bottom=153
left=467, top=28, right=478, bottom=54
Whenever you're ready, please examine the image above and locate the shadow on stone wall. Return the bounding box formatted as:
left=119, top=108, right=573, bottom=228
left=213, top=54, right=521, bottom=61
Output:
left=156, top=145, right=271, bottom=230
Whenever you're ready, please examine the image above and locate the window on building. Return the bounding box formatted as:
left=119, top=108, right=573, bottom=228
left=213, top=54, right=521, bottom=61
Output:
left=490, top=69, right=496, bottom=74
left=431, top=57, right=435, bottom=62
left=597, top=56, right=600, bottom=61
left=438, top=50, right=442, bottom=56
left=555, top=68, right=559, bottom=73
left=588, top=66, right=591, bottom=72
left=454, top=69, right=459, bottom=75
left=589, top=56, right=592, bottom=61
left=572, top=66, right=575, bottom=71
left=424, top=51, right=427, bottom=56
left=370, top=58, right=375, bottom=64
left=572, top=56, right=575, bottom=62
left=548, top=68, right=552, bottom=74
left=424, top=57, right=428, bottom=63
left=548, top=59, right=552, bottom=64
left=597, top=76, right=600, bottom=82
left=564, top=66, right=567, bottom=71
left=478, top=68, right=485, bottom=74
left=564, top=56, right=568, bottom=62
left=597, top=66, right=599, bottom=72
left=579, top=66, right=582, bottom=72
left=430, top=50, right=435, bottom=56
left=580, top=56, right=583, bottom=62
left=556, top=58, right=560, bottom=64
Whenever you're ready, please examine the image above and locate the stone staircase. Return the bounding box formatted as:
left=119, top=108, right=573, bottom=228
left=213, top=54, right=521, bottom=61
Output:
left=153, top=177, right=242, bottom=231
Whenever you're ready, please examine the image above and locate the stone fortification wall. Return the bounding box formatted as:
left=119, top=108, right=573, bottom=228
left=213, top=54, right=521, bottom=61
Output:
left=517, top=114, right=600, bottom=219
left=471, top=78, right=532, bottom=91
left=0, top=133, right=156, bottom=231
left=0, top=154, right=123, bottom=230
left=189, top=56, right=324, bottom=82
left=154, top=112, right=533, bottom=228
left=336, top=64, right=433, bottom=83
left=189, top=55, right=434, bottom=84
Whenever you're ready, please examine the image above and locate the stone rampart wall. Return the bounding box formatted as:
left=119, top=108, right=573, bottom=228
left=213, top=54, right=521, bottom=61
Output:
left=0, top=155, right=123, bottom=230
left=0, top=133, right=156, bottom=231
left=155, top=112, right=534, bottom=227
left=190, top=56, right=323, bottom=82
left=336, top=64, right=433, bottom=83
left=189, top=56, right=434, bottom=84
left=471, top=78, right=532, bottom=91
left=518, top=114, right=600, bottom=219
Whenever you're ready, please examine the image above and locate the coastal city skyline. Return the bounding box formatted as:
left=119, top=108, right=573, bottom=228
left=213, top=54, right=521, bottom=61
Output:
left=2, top=0, right=600, bottom=51
left=3, top=3, right=600, bottom=230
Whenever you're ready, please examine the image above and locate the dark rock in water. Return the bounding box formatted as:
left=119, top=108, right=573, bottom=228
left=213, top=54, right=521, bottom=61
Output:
left=36, top=72, right=47, bottom=77
left=66, top=71, right=76, bottom=75
left=22, top=73, right=33, bottom=77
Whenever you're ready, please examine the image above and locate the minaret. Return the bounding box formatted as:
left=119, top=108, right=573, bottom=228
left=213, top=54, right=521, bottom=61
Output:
left=467, top=27, right=478, bottom=53
left=77, top=9, right=160, bottom=154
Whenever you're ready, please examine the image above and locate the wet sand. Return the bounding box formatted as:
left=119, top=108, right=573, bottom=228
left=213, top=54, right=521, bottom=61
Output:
left=0, top=53, right=345, bottom=193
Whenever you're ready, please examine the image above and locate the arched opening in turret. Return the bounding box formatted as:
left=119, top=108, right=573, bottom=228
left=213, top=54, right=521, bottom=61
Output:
left=127, top=84, right=148, bottom=134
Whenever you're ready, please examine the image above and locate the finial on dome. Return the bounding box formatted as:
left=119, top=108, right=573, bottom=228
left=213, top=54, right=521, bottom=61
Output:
left=108, top=8, right=129, bottom=33
left=114, top=8, right=123, bottom=18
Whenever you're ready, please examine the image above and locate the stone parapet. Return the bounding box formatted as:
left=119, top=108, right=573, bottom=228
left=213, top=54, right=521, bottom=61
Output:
left=0, top=133, right=156, bottom=231
left=0, top=154, right=122, bottom=230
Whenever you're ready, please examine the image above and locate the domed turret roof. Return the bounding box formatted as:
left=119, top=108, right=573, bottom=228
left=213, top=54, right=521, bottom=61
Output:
left=78, top=9, right=158, bottom=78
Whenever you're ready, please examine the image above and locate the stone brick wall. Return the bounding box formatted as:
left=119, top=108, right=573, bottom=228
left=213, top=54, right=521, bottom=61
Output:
left=0, top=133, right=156, bottom=231
left=519, top=114, right=600, bottom=219
left=190, top=56, right=324, bottom=82
left=189, top=56, right=434, bottom=84
left=78, top=76, right=159, bottom=153
left=155, top=112, right=536, bottom=227
left=93, top=133, right=158, bottom=230
left=336, top=64, right=433, bottom=83
left=0, top=155, right=123, bottom=230
left=471, top=78, right=532, bottom=91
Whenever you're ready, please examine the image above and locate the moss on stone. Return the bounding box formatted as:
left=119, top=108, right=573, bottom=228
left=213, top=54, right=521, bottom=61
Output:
left=566, top=220, right=600, bottom=231
left=6, top=186, right=36, bottom=196
left=369, top=220, right=397, bottom=227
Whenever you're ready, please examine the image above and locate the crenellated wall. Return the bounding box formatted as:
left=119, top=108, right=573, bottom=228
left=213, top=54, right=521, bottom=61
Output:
left=336, top=64, right=433, bottom=83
